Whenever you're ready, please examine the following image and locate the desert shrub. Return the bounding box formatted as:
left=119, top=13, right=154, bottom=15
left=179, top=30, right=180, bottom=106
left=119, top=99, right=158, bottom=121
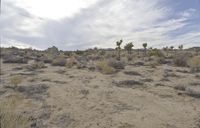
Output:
left=108, top=59, right=125, bottom=69
left=52, top=57, right=66, bottom=66
left=39, top=55, right=53, bottom=63
left=147, top=56, right=167, bottom=66
left=75, top=50, right=85, bottom=55
left=148, top=49, right=164, bottom=57
left=146, top=61, right=157, bottom=68
left=66, top=57, right=77, bottom=68
left=3, top=55, right=28, bottom=64
left=31, top=61, right=46, bottom=69
left=55, top=69, right=66, bottom=74
left=173, top=55, right=188, bottom=67
left=96, top=60, right=115, bottom=74
left=76, top=62, right=87, bottom=69
left=115, top=80, right=143, bottom=88
left=174, top=85, right=186, bottom=91
left=187, top=56, right=200, bottom=72
left=134, top=61, right=144, bottom=66
left=156, top=57, right=170, bottom=64
left=0, top=94, right=29, bottom=128
left=98, top=50, right=106, bottom=56
left=10, top=75, right=22, bottom=87
left=87, top=55, right=101, bottom=61
left=124, top=71, right=141, bottom=76
left=185, top=87, right=200, bottom=98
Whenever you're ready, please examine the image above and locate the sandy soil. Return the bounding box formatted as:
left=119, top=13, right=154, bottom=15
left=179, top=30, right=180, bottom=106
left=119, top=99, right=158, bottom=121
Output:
left=0, top=60, right=200, bottom=128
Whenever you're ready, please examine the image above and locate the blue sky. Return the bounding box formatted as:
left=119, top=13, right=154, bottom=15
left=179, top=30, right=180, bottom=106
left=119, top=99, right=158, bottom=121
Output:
left=0, top=0, right=200, bottom=50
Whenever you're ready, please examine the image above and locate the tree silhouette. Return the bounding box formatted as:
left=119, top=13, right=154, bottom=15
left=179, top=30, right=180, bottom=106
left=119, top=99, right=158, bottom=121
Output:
left=143, top=43, right=147, bottom=56
left=116, top=39, right=123, bottom=60
left=124, top=42, right=134, bottom=55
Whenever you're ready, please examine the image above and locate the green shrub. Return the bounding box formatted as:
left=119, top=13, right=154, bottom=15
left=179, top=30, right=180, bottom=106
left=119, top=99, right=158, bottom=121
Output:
left=148, top=49, right=164, bottom=57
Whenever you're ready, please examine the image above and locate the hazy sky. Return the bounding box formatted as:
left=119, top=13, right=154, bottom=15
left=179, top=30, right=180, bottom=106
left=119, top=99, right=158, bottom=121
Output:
left=0, top=0, right=200, bottom=50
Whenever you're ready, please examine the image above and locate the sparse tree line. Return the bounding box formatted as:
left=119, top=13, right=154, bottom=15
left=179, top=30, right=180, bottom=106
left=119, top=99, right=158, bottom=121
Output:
left=115, top=39, right=186, bottom=60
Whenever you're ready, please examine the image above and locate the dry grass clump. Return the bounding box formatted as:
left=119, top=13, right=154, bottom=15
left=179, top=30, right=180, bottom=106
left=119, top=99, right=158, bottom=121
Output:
left=173, top=55, right=188, bottom=67
left=10, top=75, right=23, bottom=87
left=96, top=60, right=116, bottom=74
left=187, top=56, right=200, bottom=72
left=0, top=93, right=29, bottom=128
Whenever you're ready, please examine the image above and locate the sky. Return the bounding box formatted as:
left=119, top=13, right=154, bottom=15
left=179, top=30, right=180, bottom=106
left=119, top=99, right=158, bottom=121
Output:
left=0, top=0, right=200, bottom=50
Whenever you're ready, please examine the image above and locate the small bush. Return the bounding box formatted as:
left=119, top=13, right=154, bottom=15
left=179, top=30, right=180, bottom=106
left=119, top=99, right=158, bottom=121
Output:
left=108, top=59, right=125, bottom=69
left=96, top=60, right=115, bottom=74
left=187, top=56, right=200, bottom=72
left=66, top=57, right=77, bottom=68
left=115, top=80, right=143, bottom=88
left=173, top=55, right=188, bottom=67
left=174, top=85, right=186, bottom=91
left=40, top=55, right=53, bottom=63
left=31, top=61, right=46, bottom=69
left=124, top=71, right=141, bottom=76
left=52, top=57, right=66, bottom=66
left=185, top=87, right=200, bottom=98
left=10, top=75, right=22, bottom=87
left=148, top=49, right=164, bottom=57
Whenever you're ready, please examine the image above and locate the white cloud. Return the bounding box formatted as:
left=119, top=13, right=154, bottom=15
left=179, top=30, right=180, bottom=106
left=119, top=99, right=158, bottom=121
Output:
left=180, top=8, right=196, bottom=18
left=10, top=0, right=100, bottom=19
left=0, top=0, right=199, bottom=50
left=0, top=38, right=42, bottom=50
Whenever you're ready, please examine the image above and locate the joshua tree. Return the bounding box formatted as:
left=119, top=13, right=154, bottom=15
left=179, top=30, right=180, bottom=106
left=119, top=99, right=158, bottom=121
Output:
left=142, top=43, right=147, bottom=56
left=116, top=39, right=123, bottom=60
left=163, top=46, right=169, bottom=57
left=178, top=45, right=183, bottom=50
left=170, top=46, right=174, bottom=50
left=124, top=42, right=134, bottom=60
left=124, top=42, right=134, bottom=54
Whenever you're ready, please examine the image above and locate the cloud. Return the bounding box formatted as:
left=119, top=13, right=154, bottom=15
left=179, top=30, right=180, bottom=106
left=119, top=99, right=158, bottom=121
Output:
left=0, top=0, right=200, bottom=50
left=9, top=0, right=100, bottom=19
left=0, top=38, right=41, bottom=50
left=180, top=8, right=196, bottom=18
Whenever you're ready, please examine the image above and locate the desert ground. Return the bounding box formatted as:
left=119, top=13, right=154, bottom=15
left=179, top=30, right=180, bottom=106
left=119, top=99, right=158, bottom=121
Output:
left=0, top=46, right=200, bottom=128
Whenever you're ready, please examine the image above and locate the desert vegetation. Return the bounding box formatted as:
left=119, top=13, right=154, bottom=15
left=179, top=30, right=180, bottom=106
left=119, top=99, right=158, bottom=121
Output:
left=0, top=44, right=200, bottom=128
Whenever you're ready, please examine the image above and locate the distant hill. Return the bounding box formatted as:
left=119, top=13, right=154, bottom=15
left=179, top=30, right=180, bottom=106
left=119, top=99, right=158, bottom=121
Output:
left=187, top=47, right=200, bottom=51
